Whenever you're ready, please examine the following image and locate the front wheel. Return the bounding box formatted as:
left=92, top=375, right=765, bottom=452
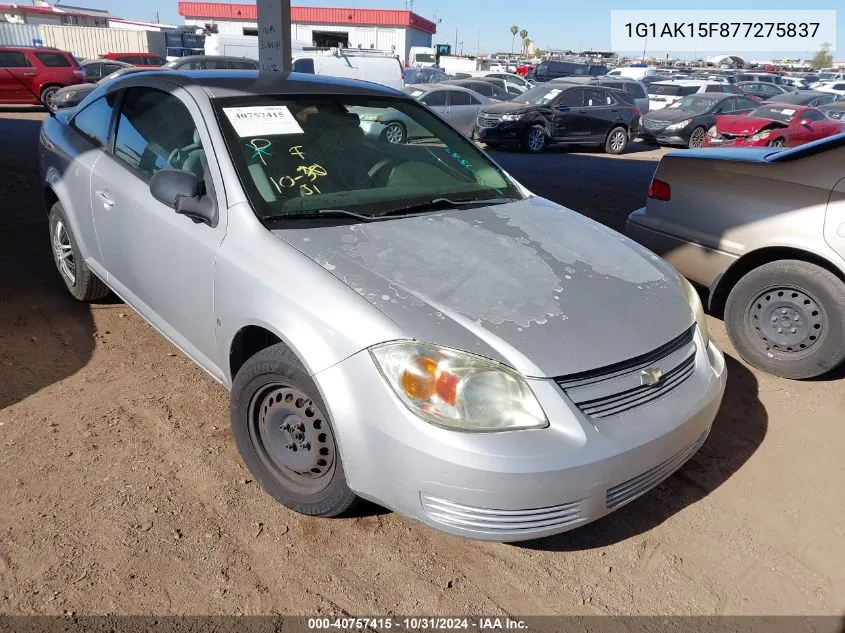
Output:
left=230, top=344, right=359, bottom=517
left=522, top=125, right=547, bottom=154
left=604, top=126, right=628, bottom=154
left=687, top=126, right=706, bottom=149
left=40, top=86, right=60, bottom=112
left=724, top=260, right=845, bottom=379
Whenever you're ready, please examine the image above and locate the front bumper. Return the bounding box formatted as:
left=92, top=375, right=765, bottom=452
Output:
left=314, top=332, right=727, bottom=541
left=639, top=131, right=688, bottom=146
left=702, top=136, right=765, bottom=147
left=475, top=122, right=523, bottom=145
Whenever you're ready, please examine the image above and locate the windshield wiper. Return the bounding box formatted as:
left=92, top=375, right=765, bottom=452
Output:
left=262, top=209, right=378, bottom=223
left=377, top=196, right=517, bottom=218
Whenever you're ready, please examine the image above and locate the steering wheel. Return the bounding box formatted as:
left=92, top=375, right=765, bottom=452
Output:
left=368, top=158, right=394, bottom=185
left=167, top=147, right=186, bottom=168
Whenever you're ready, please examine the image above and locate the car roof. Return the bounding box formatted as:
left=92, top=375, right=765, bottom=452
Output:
left=767, top=91, right=830, bottom=103
left=112, top=69, right=404, bottom=99
left=406, top=83, right=485, bottom=96
left=0, top=45, right=62, bottom=51
left=651, top=79, right=718, bottom=86
left=171, top=55, right=257, bottom=62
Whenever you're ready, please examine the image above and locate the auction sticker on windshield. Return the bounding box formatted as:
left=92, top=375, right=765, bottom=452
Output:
left=223, top=106, right=304, bottom=137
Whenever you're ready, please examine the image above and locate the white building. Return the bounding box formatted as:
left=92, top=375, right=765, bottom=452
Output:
left=177, top=1, right=436, bottom=65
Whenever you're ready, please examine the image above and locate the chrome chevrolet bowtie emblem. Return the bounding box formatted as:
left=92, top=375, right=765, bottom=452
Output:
left=640, top=367, right=664, bottom=387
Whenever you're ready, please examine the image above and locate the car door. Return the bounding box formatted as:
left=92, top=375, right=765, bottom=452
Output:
left=824, top=177, right=845, bottom=260
left=0, top=50, right=35, bottom=103
left=582, top=86, right=614, bottom=141
left=553, top=88, right=588, bottom=140
left=89, top=84, right=227, bottom=377
left=419, top=88, right=449, bottom=118
left=445, top=89, right=483, bottom=134
left=789, top=109, right=825, bottom=144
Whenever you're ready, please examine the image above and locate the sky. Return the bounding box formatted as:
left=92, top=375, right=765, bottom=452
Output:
left=76, top=0, right=841, bottom=60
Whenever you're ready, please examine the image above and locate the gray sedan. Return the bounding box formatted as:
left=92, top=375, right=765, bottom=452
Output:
left=626, top=137, right=845, bottom=379
left=52, top=66, right=148, bottom=110
left=40, top=70, right=725, bottom=541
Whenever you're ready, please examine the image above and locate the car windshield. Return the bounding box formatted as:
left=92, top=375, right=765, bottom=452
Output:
left=648, top=83, right=699, bottom=96
left=414, top=54, right=436, bottom=63
left=511, top=86, right=562, bottom=105
left=667, top=96, right=719, bottom=114
left=748, top=106, right=798, bottom=123
left=214, top=95, right=523, bottom=220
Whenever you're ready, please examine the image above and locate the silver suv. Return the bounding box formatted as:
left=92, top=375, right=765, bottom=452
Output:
left=40, top=70, right=726, bottom=541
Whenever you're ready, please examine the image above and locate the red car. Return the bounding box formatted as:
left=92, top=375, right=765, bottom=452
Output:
left=101, top=52, right=167, bottom=68
left=702, top=104, right=845, bottom=148
left=0, top=46, right=85, bottom=109
left=515, top=63, right=534, bottom=77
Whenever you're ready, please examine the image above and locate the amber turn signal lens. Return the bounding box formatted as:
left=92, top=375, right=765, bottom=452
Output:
left=435, top=371, right=460, bottom=406
left=401, top=356, right=437, bottom=400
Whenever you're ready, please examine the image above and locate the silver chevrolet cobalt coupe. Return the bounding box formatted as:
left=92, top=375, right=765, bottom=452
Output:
left=40, top=71, right=726, bottom=541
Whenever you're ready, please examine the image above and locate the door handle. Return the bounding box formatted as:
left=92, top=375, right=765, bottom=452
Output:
left=23, top=72, right=36, bottom=77
left=95, top=191, right=114, bottom=208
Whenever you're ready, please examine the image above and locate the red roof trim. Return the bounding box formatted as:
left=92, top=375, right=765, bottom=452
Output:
left=0, top=4, right=89, bottom=17
left=177, top=2, right=436, bottom=34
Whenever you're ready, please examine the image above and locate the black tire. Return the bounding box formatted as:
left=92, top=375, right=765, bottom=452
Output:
left=40, top=85, right=60, bottom=112
left=522, top=125, right=547, bottom=154
left=49, top=202, right=110, bottom=302
left=687, top=126, right=706, bottom=149
left=724, top=260, right=845, bottom=379
left=230, top=343, right=359, bottom=517
left=604, top=126, right=628, bottom=154
left=380, top=121, right=406, bottom=144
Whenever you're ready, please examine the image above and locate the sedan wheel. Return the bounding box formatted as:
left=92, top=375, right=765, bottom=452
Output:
left=41, top=86, right=59, bottom=112
left=230, top=343, right=359, bottom=516
left=688, top=127, right=706, bottom=149
left=53, top=218, right=76, bottom=286
left=381, top=122, right=406, bottom=144
left=48, top=202, right=110, bottom=302
left=725, top=260, right=845, bottom=379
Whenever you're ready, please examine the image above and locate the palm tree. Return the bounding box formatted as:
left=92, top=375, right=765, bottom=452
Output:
left=523, top=38, right=532, bottom=56
left=510, top=25, right=519, bottom=54
left=519, top=29, right=528, bottom=55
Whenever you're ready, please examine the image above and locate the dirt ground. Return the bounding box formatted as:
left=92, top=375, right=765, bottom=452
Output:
left=0, top=110, right=843, bottom=617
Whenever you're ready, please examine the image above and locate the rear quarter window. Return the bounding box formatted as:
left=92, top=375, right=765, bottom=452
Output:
left=34, top=52, right=72, bottom=67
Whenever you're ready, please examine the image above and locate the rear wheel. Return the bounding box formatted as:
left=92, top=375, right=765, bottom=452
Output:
left=230, top=344, right=359, bottom=517
left=724, top=260, right=845, bottom=379
left=522, top=125, right=547, bottom=153
left=604, top=126, right=628, bottom=154
left=687, top=126, right=706, bottom=149
left=49, top=202, right=110, bottom=302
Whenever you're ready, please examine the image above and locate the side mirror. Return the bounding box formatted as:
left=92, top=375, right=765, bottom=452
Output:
left=149, top=168, right=217, bottom=226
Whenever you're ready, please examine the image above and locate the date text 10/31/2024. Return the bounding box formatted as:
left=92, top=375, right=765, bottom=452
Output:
left=306, top=617, right=530, bottom=630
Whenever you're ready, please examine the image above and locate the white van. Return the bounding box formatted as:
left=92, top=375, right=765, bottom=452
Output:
left=292, top=49, right=405, bottom=90
left=408, top=46, right=437, bottom=68
left=204, top=34, right=308, bottom=60
left=606, top=66, right=659, bottom=80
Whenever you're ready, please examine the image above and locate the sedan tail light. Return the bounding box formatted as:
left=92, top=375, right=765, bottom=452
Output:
left=648, top=178, right=671, bottom=201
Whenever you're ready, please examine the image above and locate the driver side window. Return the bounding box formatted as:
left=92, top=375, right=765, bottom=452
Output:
left=113, top=87, right=205, bottom=182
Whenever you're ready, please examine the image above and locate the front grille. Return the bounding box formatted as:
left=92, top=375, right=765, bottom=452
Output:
left=643, top=119, right=669, bottom=131
left=556, top=326, right=696, bottom=419
left=606, top=431, right=708, bottom=510
left=476, top=114, right=501, bottom=128
left=420, top=495, right=584, bottom=533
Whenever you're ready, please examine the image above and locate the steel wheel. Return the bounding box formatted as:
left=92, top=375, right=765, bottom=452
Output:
left=688, top=127, right=706, bottom=148
left=52, top=219, right=76, bottom=285
left=608, top=129, right=627, bottom=153
left=382, top=122, right=406, bottom=144
left=526, top=128, right=545, bottom=152
left=248, top=383, right=337, bottom=495
left=746, top=286, right=824, bottom=355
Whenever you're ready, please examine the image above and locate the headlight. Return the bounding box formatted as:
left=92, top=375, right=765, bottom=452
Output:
left=680, top=276, right=710, bottom=350
left=748, top=129, right=771, bottom=142
left=62, top=91, right=76, bottom=100
left=501, top=113, right=523, bottom=121
left=370, top=341, right=548, bottom=432
left=665, top=119, right=691, bottom=131
left=706, top=125, right=719, bottom=138
left=357, top=113, right=381, bottom=122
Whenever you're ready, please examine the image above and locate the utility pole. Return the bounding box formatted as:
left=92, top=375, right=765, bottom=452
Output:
left=257, top=0, right=292, bottom=72
left=454, top=28, right=458, bottom=56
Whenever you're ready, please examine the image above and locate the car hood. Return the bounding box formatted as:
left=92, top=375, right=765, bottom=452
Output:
left=479, top=102, right=540, bottom=115
left=643, top=107, right=700, bottom=124
left=271, top=198, right=693, bottom=378
left=715, top=114, right=784, bottom=135
left=55, top=82, right=96, bottom=97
